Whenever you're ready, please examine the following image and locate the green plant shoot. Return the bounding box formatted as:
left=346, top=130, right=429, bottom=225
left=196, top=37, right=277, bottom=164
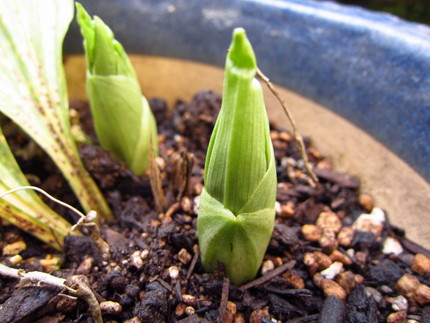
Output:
left=76, top=3, right=158, bottom=175
left=197, top=28, right=277, bottom=285
left=0, top=127, right=72, bottom=250
left=0, top=0, right=112, bottom=220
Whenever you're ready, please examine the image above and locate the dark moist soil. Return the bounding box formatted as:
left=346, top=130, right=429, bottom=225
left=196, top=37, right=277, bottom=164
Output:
left=0, top=90, right=429, bottom=323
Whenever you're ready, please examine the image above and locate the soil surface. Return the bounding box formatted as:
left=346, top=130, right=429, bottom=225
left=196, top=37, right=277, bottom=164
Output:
left=0, top=90, right=429, bottom=323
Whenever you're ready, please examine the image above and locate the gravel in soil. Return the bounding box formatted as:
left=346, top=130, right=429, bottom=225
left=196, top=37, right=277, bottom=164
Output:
left=0, top=90, right=429, bottom=323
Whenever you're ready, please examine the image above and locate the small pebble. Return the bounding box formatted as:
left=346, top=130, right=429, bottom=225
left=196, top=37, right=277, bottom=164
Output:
left=396, top=274, right=420, bottom=296
left=270, top=130, right=279, bottom=140
left=249, top=307, right=270, bottom=323
left=185, top=306, right=195, bottom=316
left=100, top=301, right=122, bottom=314
left=261, top=260, right=275, bottom=275
left=272, top=257, right=283, bottom=267
left=336, top=271, right=356, bottom=293
left=354, top=274, right=364, bottom=285
left=3, top=240, right=26, bottom=256
left=8, top=255, right=22, bottom=265
left=40, top=255, right=61, bottom=272
left=321, top=279, right=347, bottom=300
left=330, top=249, right=352, bottom=265
left=414, top=284, right=430, bottom=305
left=386, top=311, right=407, bottom=323
left=365, top=286, right=383, bottom=303
left=175, top=303, right=187, bottom=316
left=352, top=208, right=385, bottom=238
left=411, top=254, right=430, bottom=276
left=301, top=224, right=322, bottom=242
left=130, top=251, right=144, bottom=269
left=282, top=270, right=305, bottom=289
left=358, top=193, right=374, bottom=212
left=383, top=237, right=403, bottom=255
left=233, top=312, right=246, bottom=323
left=381, top=285, right=394, bottom=294
left=178, top=248, right=192, bottom=264
left=316, top=211, right=342, bottom=233
left=227, top=301, right=237, bottom=315
left=224, top=301, right=237, bottom=323
left=168, top=266, right=180, bottom=280
left=281, top=201, right=295, bottom=217
left=388, top=295, right=408, bottom=311
left=193, top=183, right=203, bottom=196
left=180, top=196, right=193, bottom=213
left=182, top=294, right=197, bottom=306
left=314, top=251, right=333, bottom=270
left=141, top=249, right=149, bottom=259
left=320, top=261, right=344, bottom=279
left=275, top=202, right=282, bottom=217
left=193, top=196, right=201, bottom=214
left=316, top=159, right=332, bottom=169
left=303, top=252, right=318, bottom=274
left=313, top=273, right=324, bottom=287
left=346, top=248, right=355, bottom=259
left=278, top=131, right=292, bottom=142
left=308, top=147, right=322, bottom=159
left=319, top=230, right=338, bottom=251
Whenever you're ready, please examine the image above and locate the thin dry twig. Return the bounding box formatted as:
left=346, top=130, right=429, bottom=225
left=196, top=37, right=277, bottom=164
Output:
left=148, top=145, right=167, bottom=213
left=239, top=260, right=296, bottom=291
left=257, top=69, right=319, bottom=187
left=217, top=277, right=230, bottom=323
left=169, top=149, right=194, bottom=201
left=186, top=251, right=200, bottom=280
left=165, top=202, right=181, bottom=219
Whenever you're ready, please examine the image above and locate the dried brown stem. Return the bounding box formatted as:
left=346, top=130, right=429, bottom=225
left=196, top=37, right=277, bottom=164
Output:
left=217, top=277, right=230, bottom=323
left=257, top=68, right=319, bottom=187
left=239, top=260, right=296, bottom=291
left=186, top=251, right=200, bottom=280
left=149, top=147, right=167, bottom=213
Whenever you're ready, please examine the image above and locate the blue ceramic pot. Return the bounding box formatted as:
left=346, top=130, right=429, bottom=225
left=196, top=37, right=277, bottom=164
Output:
left=66, top=0, right=430, bottom=183
left=65, top=0, right=430, bottom=247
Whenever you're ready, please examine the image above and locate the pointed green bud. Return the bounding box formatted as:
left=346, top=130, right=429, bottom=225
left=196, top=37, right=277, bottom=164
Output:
left=197, top=28, right=277, bottom=285
left=76, top=3, right=158, bottom=175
